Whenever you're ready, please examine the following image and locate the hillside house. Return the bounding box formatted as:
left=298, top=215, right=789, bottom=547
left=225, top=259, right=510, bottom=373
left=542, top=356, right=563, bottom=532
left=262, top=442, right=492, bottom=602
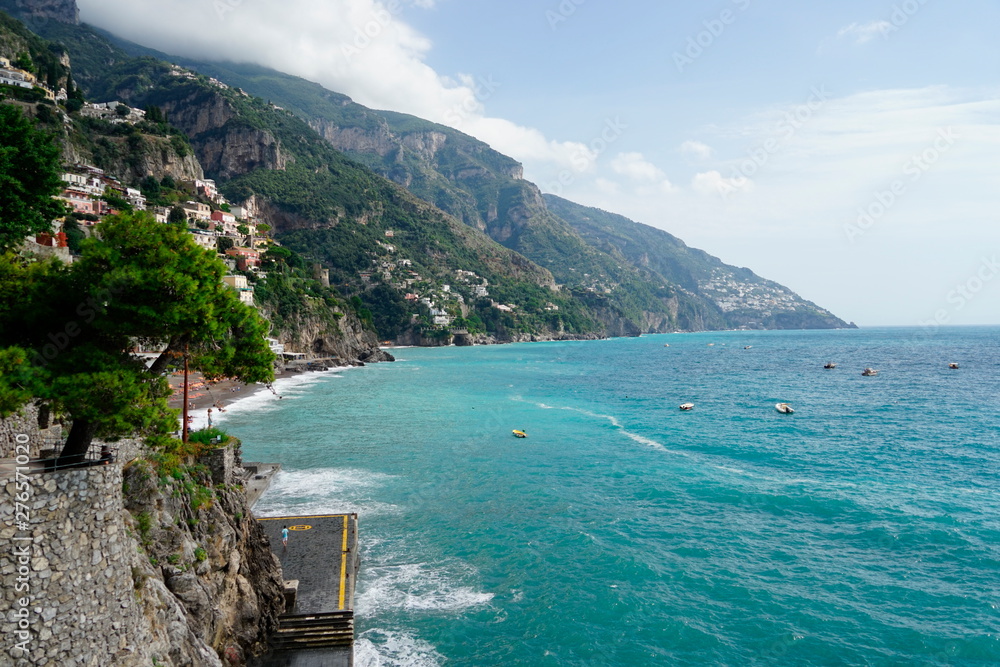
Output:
left=181, top=201, right=211, bottom=221
left=190, top=230, right=218, bottom=252
left=125, top=188, right=146, bottom=210
left=81, top=101, right=146, bottom=124
left=194, top=179, right=218, bottom=200
left=0, top=65, right=34, bottom=90
left=59, top=189, right=102, bottom=218
left=211, top=210, right=238, bottom=235
left=226, top=246, right=261, bottom=270
left=222, top=275, right=255, bottom=306
left=429, top=306, right=451, bottom=326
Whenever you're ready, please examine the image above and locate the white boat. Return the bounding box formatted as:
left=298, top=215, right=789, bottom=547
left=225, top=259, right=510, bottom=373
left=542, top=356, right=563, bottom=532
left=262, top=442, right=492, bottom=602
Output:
left=679, top=403, right=694, bottom=411
left=862, top=368, right=878, bottom=376
left=775, top=403, right=794, bottom=414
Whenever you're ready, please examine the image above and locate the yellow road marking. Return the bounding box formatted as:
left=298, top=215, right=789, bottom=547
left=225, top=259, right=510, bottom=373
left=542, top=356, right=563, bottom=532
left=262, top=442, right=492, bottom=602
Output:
left=339, top=515, right=348, bottom=609
left=258, top=514, right=348, bottom=521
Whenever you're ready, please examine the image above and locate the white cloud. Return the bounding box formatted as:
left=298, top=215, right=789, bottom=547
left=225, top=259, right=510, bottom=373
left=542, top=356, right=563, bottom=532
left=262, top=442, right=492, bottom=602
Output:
left=836, top=21, right=891, bottom=44
left=463, top=117, right=596, bottom=174
left=691, top=170, right=752, bottom=197
left=609, top=152, right=676, bottom=194
left=594, top=178, right=620, bottom=195
left=611, top=152, right=665, bottom=182
left=679, top=140, right=713, bottom=160
left=76, top=0, right=584, bottom=172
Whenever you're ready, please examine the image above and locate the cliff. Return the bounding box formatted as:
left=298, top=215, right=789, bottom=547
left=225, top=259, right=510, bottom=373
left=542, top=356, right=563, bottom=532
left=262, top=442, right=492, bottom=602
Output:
left=147, top=59, right=853, bottom=333
left=255, top=284, right=394, bottom=363
left=61, top=126, right=205, bottom=183
left=0, top=418, right=286, bottom=666
left=0, top=0, right=77, bottom=25
left=120, top=444, right=285, bottom=665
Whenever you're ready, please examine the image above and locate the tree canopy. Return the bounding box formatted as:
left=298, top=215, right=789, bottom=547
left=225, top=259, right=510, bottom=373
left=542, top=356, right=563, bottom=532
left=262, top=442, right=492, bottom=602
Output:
left=0, top=212, right=275, bottom=464
left=0, top=103, right=67, bottom=251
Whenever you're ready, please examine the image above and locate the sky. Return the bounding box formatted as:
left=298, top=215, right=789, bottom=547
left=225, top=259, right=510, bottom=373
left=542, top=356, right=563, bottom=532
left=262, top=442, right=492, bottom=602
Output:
left=76, top=0, right=1000, bottom=326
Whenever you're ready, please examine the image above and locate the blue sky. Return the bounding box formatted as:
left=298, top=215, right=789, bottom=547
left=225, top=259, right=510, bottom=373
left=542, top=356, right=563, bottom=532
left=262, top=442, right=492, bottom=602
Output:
left=79, top=0, right=1000, bottom=326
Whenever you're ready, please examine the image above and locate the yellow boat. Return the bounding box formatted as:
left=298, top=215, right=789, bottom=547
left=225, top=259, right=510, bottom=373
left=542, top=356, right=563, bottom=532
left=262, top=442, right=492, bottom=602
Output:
left=512, top=430, right=527, bottom=438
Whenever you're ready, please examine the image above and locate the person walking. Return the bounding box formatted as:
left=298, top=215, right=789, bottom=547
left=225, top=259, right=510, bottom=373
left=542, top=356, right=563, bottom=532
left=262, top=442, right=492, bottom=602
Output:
left=282, top=525, right=289, bottom=549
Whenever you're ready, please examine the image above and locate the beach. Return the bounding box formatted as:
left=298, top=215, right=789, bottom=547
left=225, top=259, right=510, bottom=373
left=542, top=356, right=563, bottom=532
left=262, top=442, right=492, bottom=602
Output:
left=169, top=364, right=359, bottom=431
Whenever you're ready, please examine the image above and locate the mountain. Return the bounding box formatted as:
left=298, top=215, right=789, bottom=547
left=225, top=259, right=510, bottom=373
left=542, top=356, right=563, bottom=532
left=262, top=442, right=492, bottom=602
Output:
left=1, top=9, right=619, bottom=344
left=544, top=195, right=850, bottom=330
left=3, top=1, right=852, bottom=336
left=84, top=51, right=851, bottom=332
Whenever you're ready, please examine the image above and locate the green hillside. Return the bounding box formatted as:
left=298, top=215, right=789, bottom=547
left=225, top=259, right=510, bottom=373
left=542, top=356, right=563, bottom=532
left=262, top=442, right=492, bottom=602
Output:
left=5, top=14, right=610, bottom=341
left=96, top=52, right=849, bottom=332
left=544, top=195, right=851, bottom=330
left=8, top=8, right=851, bottom=336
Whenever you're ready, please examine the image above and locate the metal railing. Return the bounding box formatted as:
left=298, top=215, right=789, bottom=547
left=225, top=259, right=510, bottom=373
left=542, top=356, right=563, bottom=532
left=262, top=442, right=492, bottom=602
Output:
left=22, top=439, right=118, bottom=473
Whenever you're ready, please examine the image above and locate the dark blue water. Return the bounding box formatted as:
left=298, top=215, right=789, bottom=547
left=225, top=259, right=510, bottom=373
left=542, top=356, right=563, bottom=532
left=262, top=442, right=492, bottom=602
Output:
left=220, top=327, right=1000, bottom=665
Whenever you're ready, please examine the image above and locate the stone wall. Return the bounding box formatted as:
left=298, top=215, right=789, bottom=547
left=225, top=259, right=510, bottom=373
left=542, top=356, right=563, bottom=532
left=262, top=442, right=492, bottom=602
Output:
left=0, top=404, right=62, bottom=460
left=0, top=442, right=285, bottom=666
left=0, top=464, right=143, bottom=666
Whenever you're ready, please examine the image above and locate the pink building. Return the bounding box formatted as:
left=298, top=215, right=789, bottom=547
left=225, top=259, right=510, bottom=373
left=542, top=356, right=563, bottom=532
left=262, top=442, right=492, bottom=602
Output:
left=211, top=209, right=239, bottom=235
left=226, top=246, right=261, bottom=269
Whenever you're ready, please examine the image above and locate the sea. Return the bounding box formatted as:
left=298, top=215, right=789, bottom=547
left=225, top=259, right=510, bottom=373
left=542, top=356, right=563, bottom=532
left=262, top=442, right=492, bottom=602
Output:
left=214, top=327, right=1000, bottom=666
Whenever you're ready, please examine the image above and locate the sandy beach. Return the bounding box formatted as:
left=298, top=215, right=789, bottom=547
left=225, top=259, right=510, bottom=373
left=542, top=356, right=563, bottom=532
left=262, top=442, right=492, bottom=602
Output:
left=167, top=364, right=356, bottom=432
left=168, top=366, right=326, bottom=411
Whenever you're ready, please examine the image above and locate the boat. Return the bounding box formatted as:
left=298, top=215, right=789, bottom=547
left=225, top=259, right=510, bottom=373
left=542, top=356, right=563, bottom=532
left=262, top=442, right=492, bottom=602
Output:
left=862, top=368, right=878, bottom=376
left=775, top=403, right=794, bottom=414
left=744, top=345, right=752, bottom=349
left=824, top=362, right=837, bottom=369
left=949, top=362, right=959, bottom=369
left=512, top=430, right=527, bottom=438
left=663, top=344, right=670, bottom=347
left=679, top=403, right=694, bottom=411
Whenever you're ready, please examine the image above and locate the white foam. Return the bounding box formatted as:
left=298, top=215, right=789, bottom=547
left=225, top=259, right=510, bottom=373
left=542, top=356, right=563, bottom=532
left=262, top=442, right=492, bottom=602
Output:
left=355, top=629, right=443, bottom=667
left=515, top=397, right=687, bottom=456
left=356, top=562, right=494, bottom=616
left=253, top=468, right=399, bottom=518
left=200, top=366, right=354, bottom=429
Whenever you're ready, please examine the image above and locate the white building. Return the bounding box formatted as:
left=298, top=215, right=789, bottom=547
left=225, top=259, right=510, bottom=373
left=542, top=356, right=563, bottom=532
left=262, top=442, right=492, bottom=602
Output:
left=190, top=230, right=218, bottom=252
left=266, top=338, right=284, bottom=356
left=223, top=275, right=255, bottom=306
left=125, top=188, right=146, bottom=210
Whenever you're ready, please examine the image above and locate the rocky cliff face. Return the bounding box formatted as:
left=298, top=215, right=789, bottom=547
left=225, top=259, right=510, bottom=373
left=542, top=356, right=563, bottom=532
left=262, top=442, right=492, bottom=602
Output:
left=0, top=0, right=78, bottom=24
left=121, top=450, right=285, bottom=666
left=310, top=119, right=396, bottom=157
left=157, top=93, right=290, bottom=179
left=197, top=126, right=289, bottom=180
left=62, top=132, right=205, bottom=183
left=0, top=436, right=283, bottom=666
left=258, top=296, right=392, bottom=364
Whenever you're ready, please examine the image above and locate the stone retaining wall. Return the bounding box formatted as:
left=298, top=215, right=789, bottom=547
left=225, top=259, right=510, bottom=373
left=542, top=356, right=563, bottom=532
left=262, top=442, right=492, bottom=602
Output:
left=0, top=464, right=142, bottom=666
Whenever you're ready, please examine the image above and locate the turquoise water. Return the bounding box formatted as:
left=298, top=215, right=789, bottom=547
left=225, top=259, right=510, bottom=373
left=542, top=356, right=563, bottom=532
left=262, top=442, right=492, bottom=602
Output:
left=220, top=328, right=1000, bottom=666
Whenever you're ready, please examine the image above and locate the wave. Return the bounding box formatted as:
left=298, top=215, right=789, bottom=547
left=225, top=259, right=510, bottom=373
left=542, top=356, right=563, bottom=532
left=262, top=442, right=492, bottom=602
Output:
left=253, top=468, right=399, bottom=518
left=195, top=366, right=355, bottom=430
left=515, top=397, right=688, bottom=456
left=356, top=561, right=494, bottom=616
left=355, top=629, right=443, bottom=667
